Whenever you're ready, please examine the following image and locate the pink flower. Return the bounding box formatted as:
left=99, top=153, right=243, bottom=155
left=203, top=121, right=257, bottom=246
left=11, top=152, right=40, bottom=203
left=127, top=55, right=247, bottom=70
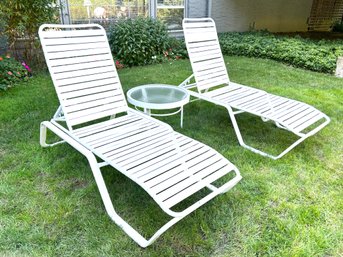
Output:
left=6, top=55, right=10, bottom=58
left=8, top=71, right=13, bottom=75
left=0, top=57, right=3, bottom=61
left=115, top=60, right=124, bottom=69
left=22, top=62, right=31, bottom=72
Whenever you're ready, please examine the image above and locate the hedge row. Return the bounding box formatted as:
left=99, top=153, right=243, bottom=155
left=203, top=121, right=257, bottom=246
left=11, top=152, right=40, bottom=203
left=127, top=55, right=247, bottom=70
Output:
left=219, top=31, right=343, bottom=73
left=108, top=18, right=342, bottom=73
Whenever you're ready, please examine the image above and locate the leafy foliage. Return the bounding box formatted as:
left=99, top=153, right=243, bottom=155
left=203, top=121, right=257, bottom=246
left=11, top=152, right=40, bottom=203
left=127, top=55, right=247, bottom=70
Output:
left=167, top=37, right=188, bottom=59
left=108, top=17, right=184, bottom=66
left=332, top=21, right=343, bottom=32
left=0, top=17, right=7, bottom=53
left=219, top=31, right=343, bottom=73
left=0, top=55, right=30, bottom=90
left=0, top=0, right=59, bottom=65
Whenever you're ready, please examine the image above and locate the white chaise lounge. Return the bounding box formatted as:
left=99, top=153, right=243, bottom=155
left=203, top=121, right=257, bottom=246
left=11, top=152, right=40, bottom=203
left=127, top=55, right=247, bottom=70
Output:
left=38, top=24, right=242, bottom=247
left=180, top=18, right=330, bottom=160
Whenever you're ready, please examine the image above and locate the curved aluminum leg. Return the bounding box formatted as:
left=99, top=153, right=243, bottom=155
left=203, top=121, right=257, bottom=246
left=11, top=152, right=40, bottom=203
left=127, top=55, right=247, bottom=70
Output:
left=40, top=120, right=242, bottom=247
left=227, top=107, right=330, bottom=160
left=40, top=122, right=65, bottom=147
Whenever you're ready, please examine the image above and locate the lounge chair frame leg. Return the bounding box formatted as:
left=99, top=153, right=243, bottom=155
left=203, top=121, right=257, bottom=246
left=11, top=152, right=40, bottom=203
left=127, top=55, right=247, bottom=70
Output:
left=39, top=23, right=242, bottom=247
left=181, top=18, right=331, bottom=160
left=40, top=122, right=65, bottom=147
left=40, top=120, right=242, bottom=247
left=227, top=107, right=330, bottom=160
left=179, top=88, right=330, bottom=160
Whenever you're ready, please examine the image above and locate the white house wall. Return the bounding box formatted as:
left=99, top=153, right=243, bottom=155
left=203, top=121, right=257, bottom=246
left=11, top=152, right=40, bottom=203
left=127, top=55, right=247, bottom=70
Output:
left=188, top=0, right=209, bottom=18
left=211, top=0, right=313, bottom=32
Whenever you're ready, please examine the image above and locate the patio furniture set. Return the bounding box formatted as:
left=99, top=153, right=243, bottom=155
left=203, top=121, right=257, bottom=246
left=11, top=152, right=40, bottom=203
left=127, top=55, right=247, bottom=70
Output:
left=38, top=18, right=330, bottom=247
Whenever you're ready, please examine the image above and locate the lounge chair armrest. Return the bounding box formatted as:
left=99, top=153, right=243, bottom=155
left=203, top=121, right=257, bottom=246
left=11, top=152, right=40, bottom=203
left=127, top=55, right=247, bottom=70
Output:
left=179, top=74, right=195, bottom=89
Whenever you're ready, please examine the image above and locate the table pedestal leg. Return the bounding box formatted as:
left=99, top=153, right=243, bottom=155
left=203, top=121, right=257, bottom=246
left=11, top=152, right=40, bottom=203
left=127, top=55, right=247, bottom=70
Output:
left=180, top=106, right=184, bottom=128
left=144, top=108, right=151, bottom=116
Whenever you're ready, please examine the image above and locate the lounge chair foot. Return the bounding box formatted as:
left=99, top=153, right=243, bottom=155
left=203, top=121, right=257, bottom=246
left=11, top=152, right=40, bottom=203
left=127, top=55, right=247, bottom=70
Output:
left=40, top=122, right=65, bottom=147
left=238, top=136, right=309, bottom=160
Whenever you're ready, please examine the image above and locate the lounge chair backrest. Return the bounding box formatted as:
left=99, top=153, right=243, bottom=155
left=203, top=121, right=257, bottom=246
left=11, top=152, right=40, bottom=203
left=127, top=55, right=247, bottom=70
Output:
left=39, top=24, right=128, bottom=129
left=183, top=18, right=230, bottom=93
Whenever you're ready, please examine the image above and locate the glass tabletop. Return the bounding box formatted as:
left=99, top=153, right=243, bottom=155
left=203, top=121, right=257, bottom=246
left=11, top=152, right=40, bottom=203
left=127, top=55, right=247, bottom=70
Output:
left=130, top=86, right=187, bottom=104
left=127, top=84, right=189, bottom=109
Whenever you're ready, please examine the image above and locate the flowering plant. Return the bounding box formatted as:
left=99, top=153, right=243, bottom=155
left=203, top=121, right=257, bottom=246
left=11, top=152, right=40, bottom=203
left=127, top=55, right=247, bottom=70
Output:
left=0, top=55, right=30, bottom=91
left=115, top=60, right=124, bottom=69
left=150, top=38, right=188, bottom=64
left=150, top=47, right=186, bottom=64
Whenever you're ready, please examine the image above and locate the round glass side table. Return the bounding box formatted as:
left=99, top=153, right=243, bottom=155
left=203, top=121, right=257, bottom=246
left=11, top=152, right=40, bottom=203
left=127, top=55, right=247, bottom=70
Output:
left=127, top=84, right=190, bottom=127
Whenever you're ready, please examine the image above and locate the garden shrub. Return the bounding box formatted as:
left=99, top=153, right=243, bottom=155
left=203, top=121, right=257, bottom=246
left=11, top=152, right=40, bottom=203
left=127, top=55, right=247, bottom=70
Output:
left=0, top=0, right=59, bottom=65
left=219, top=31, right=343, bottom=73
left=0, top=17, right=7, bottom=54
left=332, top=21, right=343, bottom=32
left=0, top=55, right=31, bottom=90
left=108, top=17, right=188, bottom=67
left=166, top=37, right=188, bottom=60
left=146, top=38, right=188, bottom=64
left=108, top=17, right=183, bottom=66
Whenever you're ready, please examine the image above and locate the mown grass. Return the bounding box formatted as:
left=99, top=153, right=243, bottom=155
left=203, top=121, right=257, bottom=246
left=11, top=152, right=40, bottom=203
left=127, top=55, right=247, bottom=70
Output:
left=0, top=56, right=342, bottom=256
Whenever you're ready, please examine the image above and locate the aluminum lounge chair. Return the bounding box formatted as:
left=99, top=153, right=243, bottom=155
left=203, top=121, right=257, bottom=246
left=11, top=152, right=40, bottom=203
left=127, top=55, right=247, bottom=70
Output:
left=180, top=18, right=330, bottom=160
left=38, top=24, right=242, bottom=247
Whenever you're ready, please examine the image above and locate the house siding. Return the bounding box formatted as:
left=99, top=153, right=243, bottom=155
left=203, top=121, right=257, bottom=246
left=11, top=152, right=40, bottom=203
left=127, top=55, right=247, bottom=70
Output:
left=211, top=0, right=313, bottom=32
left=187, top=0, right=209, bottom=18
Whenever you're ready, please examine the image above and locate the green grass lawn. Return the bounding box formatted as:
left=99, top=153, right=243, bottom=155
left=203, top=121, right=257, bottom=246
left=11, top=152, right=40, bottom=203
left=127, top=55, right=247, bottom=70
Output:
left=0, top=56, right=342, bottom=256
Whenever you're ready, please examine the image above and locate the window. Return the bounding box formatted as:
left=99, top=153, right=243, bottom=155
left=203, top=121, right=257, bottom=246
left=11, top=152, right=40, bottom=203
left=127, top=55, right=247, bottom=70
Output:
left=68, top=0, right=149, bottom=28
left=65, top=0, right=186, bottom=31
left=157, top=0, right=185, bottom=31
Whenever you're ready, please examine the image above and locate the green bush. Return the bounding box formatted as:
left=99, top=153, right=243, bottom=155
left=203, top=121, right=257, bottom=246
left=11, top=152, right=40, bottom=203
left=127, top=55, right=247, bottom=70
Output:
left=332, top=21, right=343, bottom=32
left=167, top=37, right=188, bottom=60
left=108, top=17, right=171, bottom=66
left=0, top=0, right=59, bottom=65
left=219, top=31, right=343, bottom=73
left=0, top=55, right=30, bottom=90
